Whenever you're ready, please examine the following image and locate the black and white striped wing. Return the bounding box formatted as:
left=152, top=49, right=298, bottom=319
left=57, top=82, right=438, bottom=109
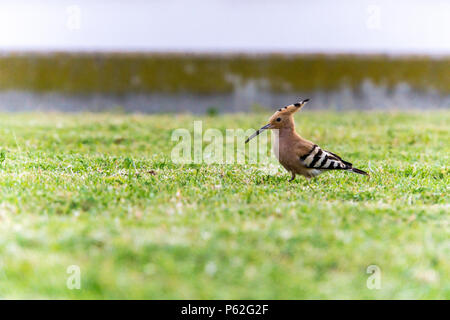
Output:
left=300, top=144, right=352, bottom=170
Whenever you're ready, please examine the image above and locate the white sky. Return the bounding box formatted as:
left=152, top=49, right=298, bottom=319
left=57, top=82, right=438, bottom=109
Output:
left=0, top=0, right=449, bottom=54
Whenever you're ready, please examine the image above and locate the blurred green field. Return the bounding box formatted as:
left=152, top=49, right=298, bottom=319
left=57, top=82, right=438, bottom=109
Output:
left=0, top=53, right=449, bottom=93
left=0, top=110, right=448, bottom=299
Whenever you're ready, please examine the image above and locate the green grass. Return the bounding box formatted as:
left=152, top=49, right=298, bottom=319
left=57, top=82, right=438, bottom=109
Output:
left=0, top=111, right=448, bottom=299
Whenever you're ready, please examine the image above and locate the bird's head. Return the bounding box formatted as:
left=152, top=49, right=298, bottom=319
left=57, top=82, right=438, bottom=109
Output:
left=245, top=99, right=309, bottom=143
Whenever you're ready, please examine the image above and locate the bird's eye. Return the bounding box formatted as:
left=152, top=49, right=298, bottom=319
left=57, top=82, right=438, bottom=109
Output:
left=276, top=117, right=281, bottom=122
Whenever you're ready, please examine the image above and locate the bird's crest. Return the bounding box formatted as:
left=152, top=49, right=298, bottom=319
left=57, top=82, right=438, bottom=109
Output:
left=275, top=98, right=310, bottom=115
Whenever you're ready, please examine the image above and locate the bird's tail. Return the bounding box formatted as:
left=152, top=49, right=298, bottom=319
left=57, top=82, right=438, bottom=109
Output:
left=349, top=167, right=370, bottom=177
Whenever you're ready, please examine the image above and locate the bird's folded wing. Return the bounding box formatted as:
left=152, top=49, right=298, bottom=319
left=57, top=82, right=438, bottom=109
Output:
left=299, top=144, right=352, bottom=170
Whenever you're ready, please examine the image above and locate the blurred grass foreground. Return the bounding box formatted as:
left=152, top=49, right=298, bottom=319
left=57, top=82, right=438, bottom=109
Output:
left=0, top=53, right=448, bottom=112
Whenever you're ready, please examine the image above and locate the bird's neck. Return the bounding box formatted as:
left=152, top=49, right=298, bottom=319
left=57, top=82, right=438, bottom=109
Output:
left=279, top=118, right=301, bottom=138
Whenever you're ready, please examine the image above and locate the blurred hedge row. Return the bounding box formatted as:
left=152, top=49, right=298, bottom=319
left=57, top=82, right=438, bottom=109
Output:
left=0, top=53, right=448, bottom=94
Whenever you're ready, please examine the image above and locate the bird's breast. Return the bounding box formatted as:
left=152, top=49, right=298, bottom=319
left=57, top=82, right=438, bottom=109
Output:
left=271, top=133, right=297, bottom=170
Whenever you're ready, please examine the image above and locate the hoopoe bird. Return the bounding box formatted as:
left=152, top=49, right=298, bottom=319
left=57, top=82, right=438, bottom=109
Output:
left=245, top=99, right=369, bottom=181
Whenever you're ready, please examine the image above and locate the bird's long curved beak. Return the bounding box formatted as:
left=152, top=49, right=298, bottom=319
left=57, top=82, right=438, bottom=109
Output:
left=245, top=124, right=271, bottom=143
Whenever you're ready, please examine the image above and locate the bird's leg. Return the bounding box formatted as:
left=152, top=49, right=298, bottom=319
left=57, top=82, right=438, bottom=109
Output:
left=289, top=172, right=296, bottom=182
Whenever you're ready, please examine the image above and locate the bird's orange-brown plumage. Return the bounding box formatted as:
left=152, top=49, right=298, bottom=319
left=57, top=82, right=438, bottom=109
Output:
left=246, top=99, right=369, bottom=181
